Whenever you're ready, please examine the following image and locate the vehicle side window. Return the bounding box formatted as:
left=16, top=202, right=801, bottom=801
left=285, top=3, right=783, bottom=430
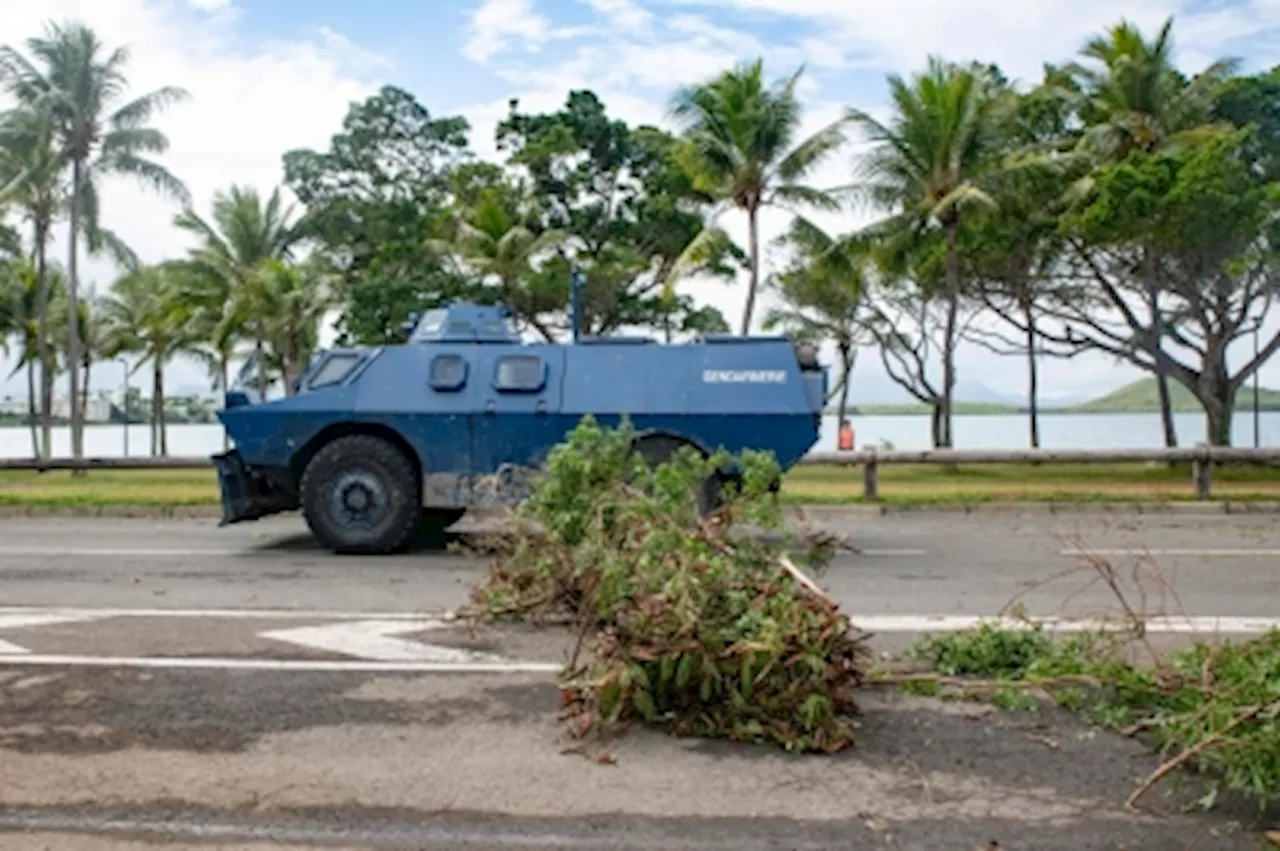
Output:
left=308, top=353, right=361, bottom=389
left=493, top=354, right=545, bottom=392
left=429, top=354, right=467, bottom=391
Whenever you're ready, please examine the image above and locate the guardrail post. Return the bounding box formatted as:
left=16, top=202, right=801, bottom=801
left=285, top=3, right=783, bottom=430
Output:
left=863, top=448, right=879, bottom=502
left=1193, top=442, right=1212, bottom=499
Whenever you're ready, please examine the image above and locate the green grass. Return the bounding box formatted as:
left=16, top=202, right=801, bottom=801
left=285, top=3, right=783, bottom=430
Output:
left=779, top=461, right=1280, bottom=504
left=3, top=461, right=1280, bottom=509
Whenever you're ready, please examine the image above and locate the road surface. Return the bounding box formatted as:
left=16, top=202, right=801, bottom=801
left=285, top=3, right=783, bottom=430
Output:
left=0, top=511, right=1277, bottom=849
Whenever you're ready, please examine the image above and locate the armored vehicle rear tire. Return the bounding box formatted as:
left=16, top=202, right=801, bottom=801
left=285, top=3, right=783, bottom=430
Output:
left=631, top=434, right=725, bottom=517
left=299, top=435, right=422, bottom=555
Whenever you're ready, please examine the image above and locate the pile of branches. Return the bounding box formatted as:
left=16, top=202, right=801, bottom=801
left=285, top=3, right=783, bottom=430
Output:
left=461, top=416, right=872, bottom=754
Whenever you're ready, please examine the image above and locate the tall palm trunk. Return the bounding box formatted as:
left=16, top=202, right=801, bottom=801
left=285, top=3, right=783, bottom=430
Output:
left=941, top=219, right=961, bottom=451
left=81, top=354, right=91, bottom=427
left=220, top=352, right=230, bottom=451
left=67, top=157, right=84, bottom=463
left=150, top=359, right=163, bottom=456
left=26, top=359, right=38, bottom=458
left=740, top=203, right=760, bottom=336
left=33, top=221, right=52, bottom=459
left=837, top=340, right=853, bottom=429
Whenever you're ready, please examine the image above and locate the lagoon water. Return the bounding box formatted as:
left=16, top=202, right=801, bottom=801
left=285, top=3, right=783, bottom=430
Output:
left=1, top=410, right=1277, bottom=459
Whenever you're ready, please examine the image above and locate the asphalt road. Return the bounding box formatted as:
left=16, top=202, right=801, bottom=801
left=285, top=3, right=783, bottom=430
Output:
left=0, top=510, right=1277, bottom=849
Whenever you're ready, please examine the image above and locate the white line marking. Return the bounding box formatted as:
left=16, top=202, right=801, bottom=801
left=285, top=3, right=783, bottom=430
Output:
left=0, top=606, right=449, bottom=620
left=260, top=619, right=505, bottom=663
left=0, top=547, right=244, bottom=558
left=856, top=548, right=929, bottom=556
left=1061, top=548, right=1280, bottom=557
left=851, top=615, right=1280, bottom=634
left=0, top=612, right=107, bottom=654
left=0, top=654, right=562, bottom=673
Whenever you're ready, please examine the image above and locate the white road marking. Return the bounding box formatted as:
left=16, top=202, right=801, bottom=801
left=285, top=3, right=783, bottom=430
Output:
left=0, top=606, right=450, bottom=620
left=855, top=548, right=929, bottom=556
left=851, top=614, right=1280, bottom=634
left=0, top=546, right=244, bottom=558
left=1061, top=548, right=1280, bottom=557
left=0, top=654, right=562, bottom=673
left=0, top=612, right=107, bottom=654
left=260, top=618, right=506, bottom=663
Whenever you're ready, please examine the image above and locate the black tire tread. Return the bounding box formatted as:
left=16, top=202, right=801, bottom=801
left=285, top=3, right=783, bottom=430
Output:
left=632, top=433, right=724, bottom=517
left=299, top=434, right=421, bottom=555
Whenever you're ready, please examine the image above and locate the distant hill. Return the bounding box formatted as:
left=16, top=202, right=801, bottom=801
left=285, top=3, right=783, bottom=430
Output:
left=1066, top=378, right=1280, bottom=413
left=823, top=376, right=1280, bottom=417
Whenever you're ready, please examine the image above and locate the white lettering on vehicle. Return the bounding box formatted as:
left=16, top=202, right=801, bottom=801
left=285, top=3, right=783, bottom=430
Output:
left=702, top=369, right=787, bottom=384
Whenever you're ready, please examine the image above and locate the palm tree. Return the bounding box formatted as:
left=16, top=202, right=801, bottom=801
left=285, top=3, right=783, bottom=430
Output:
left=98, top=262, right=198, bottom=456
left=0, top=106, right=66, bottom=457
left=173, top=184, right=303, bottom=399
left=1068, top=17, right=1237, bottom=162
left=431, top=191, right=570, bottom=340
left=844, top=57, right=1010, bottom=447
left=762, top=217, right=869, bottom=431
left=667, top=59, right=851, bottom=334
left=0, top=260, right=43, bottom=455
left=0, top=20, right=190, bottom=459
left=249, top=258, right=338, bottom=395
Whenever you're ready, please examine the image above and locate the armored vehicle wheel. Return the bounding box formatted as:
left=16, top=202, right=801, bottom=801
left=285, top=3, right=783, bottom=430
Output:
left=299, top=435, right=422, bottom=555
left=631, top=434, right=726, bottom=517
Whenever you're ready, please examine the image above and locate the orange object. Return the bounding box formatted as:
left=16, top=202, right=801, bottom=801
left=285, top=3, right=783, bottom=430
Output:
left=838, top=421, right=854, bottom=451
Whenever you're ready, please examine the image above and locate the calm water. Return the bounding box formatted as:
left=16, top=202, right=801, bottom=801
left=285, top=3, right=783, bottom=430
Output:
left=1, top=411, right=1277, bottom=459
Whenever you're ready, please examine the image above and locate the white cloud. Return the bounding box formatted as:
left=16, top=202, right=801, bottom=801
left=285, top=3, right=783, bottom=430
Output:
left=658, top=0, right=1280, bottom=81
left=463, top=0, right=553, bottom=62
left=582, top=0, right=653, bottom=29
left=0, top=0, right=387, bottom=395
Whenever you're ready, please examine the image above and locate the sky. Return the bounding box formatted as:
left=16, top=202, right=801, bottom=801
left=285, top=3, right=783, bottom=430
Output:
left=1, top=0, right=1278, bottom=405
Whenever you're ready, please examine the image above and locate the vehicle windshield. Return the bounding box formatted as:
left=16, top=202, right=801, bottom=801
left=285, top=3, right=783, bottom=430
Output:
left=229, top=352, right=264, bottom=393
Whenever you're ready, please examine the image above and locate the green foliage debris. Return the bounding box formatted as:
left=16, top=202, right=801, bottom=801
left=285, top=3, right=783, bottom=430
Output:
left=906, top=620, right=1280, bottom=813
left=463, top=417, right=872, bottom=754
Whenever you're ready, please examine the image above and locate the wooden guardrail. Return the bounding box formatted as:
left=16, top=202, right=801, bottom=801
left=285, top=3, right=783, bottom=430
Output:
left=2, top=445, right=1278, bottom=500
left=800, top=446, right=1280, bottom=500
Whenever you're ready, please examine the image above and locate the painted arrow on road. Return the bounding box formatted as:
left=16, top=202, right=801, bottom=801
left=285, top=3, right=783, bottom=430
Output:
left=0, top=612, right=108, bottom=655
left=259, top=618, right=509, bottom=664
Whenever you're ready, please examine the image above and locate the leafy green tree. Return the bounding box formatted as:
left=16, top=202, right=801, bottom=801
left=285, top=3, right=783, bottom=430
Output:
left=0, top=258, right=41, bottom=454
left=0, top=20, right=190, bottom=458
left=495, top=91, right=736, bottom=338
left=1041, top=130, right=1279, bottom=445
left=762, top=217, right=868, bottom=429
left=959, top=80, right=1087, bottom=448
left=668, top=60, right=849, bottom=335
left=1059, top=17, right=1238, bottom=447
left=0, top=106, right=71, bottom=456
left=845, top=57, right=1010, bottom=447
left=282, top=85, right=476, bottom=344
left=1210, top=64, right=1280, bottom=181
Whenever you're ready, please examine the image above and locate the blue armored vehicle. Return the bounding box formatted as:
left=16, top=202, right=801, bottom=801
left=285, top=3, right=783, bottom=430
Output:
left=212, top=284, right=828, bottom=554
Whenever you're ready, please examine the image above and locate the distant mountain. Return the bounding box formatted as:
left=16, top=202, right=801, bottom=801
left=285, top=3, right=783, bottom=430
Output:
left=1066, top=378, right=1280, bottom=413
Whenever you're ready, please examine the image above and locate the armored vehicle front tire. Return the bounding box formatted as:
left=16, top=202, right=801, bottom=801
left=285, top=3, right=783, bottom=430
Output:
left=299, top=435, right=422, bottom=555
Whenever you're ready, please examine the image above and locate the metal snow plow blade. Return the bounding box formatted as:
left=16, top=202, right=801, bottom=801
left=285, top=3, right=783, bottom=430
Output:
left=211, top=449, right=290, bottom=526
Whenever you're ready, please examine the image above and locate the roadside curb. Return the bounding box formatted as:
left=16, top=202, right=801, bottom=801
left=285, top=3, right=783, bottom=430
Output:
left=3, top=500, right=1280, bottom=520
